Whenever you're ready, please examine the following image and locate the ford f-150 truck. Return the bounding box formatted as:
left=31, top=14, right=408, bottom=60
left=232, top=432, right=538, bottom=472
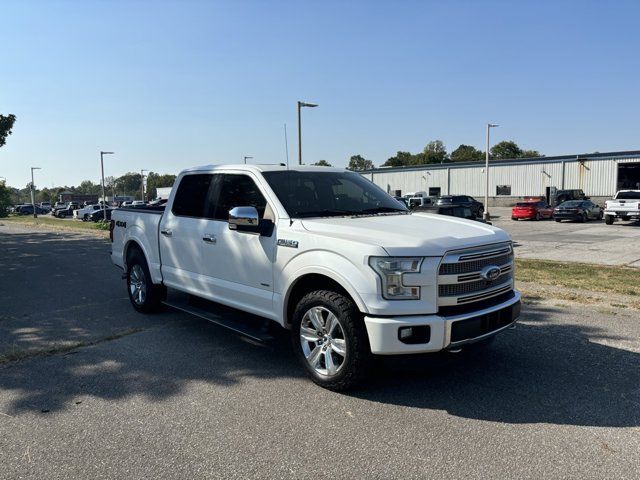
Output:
left=603, top=190, right=640, bottom=224
left=110, top=165, right=520, bottom=390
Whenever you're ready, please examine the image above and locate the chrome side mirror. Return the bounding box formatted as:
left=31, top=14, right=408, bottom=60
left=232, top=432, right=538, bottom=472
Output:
left=229, top=206, right=260, bottom=233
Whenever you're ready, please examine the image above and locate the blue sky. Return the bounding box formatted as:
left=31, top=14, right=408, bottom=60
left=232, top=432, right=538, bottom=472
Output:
left=1, top=0, right=639, bottom=187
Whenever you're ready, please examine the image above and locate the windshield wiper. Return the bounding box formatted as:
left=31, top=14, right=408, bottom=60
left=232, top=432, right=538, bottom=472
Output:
left=296, top=209, right=358, bottom=218
left=358, top=207, right=408, bottom=214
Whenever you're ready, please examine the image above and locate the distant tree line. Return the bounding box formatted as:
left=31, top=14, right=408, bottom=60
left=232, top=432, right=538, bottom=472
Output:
left=4, top=171, right=177, bottom=208
left=346, top=140, right=541, bottom=171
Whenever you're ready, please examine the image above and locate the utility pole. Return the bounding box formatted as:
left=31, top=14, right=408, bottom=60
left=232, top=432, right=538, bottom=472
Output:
left=484, top=124, right=499, bottom=221
left=100, top=151, right=114, bottom=221
left=243, top=156, right=253, bottom=164
left=140, top=169, right=148, bottom=202
left=297, top=101, right=318, bottom=165
left=30, top=167, right=41, bottom=218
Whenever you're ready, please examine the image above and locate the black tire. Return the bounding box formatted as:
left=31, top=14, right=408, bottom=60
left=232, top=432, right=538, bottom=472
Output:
left=58, top=212, right=66, bottom=218
left=580, top=213, right=587, bottom=223
left=555, top=219, right=561, bottom=222
left=535, top=212, right=542, bottom=221
left=605, top=215, right=614, bottom=225
left=598, top=211, right=604, bottom=220
left=126, top=250, right=163, bottom=313
left=291, top=289, right=372, bottom=391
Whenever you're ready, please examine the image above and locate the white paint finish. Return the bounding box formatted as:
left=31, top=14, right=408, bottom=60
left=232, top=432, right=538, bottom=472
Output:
left=111, top=164, right=521, bottom=355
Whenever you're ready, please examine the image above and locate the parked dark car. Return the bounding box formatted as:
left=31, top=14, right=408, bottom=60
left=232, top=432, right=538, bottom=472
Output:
left=554, top=189, right=587, bottom=205
left=435, top=195, right=484, bottom=217
left=414, top=203, right=490, bottom=223
left=553, top=200, right=603, bottom=222
left=16, top=204, right=47, bottom=215
left=88, top=209, right=113, bottom=222
left=53, top=202, right=80, bottom=218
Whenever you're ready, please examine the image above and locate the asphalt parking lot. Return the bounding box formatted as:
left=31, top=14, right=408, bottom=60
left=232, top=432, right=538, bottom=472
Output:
left=1, top=223, right=640, bottom=479
left=491, top=207, right=640, bottom=267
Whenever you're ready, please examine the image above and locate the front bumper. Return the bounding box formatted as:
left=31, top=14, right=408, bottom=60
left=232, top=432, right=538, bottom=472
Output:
left=364, top=291, right=521, bottom=354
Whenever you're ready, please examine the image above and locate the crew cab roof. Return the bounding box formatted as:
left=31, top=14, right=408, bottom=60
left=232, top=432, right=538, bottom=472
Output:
left=180, top=164, right=347, bottom=174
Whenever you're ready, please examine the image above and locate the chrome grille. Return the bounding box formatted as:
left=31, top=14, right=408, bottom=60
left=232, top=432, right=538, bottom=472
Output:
left=439, top=271, right=512, bottom=297
left=439, top=252, right=513, bottom=275
left=438, top=242, right=515, bottom=308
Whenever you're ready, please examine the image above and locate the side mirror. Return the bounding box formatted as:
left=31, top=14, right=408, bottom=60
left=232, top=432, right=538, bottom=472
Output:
left=229, top=206, right=260, bottom=233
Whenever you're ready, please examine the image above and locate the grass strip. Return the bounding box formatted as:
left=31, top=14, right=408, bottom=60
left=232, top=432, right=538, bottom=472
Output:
left=516, top=258, right=640, bottom=296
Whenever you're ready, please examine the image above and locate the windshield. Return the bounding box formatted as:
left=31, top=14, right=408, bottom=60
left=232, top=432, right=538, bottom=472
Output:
left=262, top=170, right=408, bottom=218
left=558, top=200, right=584, bottom=207
left=616, top=191, right=640, bottom=200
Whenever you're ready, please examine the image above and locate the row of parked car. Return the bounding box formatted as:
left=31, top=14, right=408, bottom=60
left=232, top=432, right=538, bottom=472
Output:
left=394, top=188, right=640, bottom=225
left=10, top=199, right=161, bottom=221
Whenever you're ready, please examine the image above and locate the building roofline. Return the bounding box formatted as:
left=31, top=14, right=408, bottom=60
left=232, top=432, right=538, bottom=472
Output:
left=361, top=149, right=640, bottom=174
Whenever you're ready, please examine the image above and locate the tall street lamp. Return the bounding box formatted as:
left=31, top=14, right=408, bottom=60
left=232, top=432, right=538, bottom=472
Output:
left=484, top=123, right=499, bottom=221
left=100, top=151, right=114, bottom=221
left=297, top=101, right=318, bottom=165
left=140, top=169, right=148, bottom=202
left=30, top=167, right=41, bottom=218
left=243, top=156, right=253, bottom=164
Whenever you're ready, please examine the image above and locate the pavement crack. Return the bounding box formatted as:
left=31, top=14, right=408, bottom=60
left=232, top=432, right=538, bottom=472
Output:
left=0, top=327, right=146, bottom=367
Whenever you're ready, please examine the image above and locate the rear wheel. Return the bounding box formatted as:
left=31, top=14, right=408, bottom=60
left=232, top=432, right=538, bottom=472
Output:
left=555, top=219, right=561, bottom=222
left=605, top=214, right=614, bottom=225
left=126, top=250, right=163, bottom=313
left=580, top=213, right=587, bottom=223
left=535, top=212, right=542, bottom=221
left=291, top=290, right=372, bottom=391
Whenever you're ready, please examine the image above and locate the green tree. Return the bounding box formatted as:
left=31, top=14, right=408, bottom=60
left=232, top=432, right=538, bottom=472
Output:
left=450, top=144, right=484, bottom=162
left=422, top=140, right=448, bottom=164
left=347, top=155, right=374, bottom=171
left=77, top=180, right=101, bottom=195
left=490, top=140, right=522, bottom=160
left=381, top=151, right=413, bottom=167
left=521, top=149, right=541, bottom=158
left=0, top=183, right=11, bottom=217
left=0, top=114, right=16, bottom=148
left=312, top=160, right=332, bottom=167
left=116, top=172, right=143, bottom=199
left=146, top=172, right=177, bottom=199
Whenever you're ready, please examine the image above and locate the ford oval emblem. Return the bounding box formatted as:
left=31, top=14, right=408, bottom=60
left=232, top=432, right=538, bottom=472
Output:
left=480, top=265, right=501, bottom=281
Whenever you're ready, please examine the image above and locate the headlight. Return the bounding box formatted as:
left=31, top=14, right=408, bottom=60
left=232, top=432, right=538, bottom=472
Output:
left=369, top=257, right=423, bottom=300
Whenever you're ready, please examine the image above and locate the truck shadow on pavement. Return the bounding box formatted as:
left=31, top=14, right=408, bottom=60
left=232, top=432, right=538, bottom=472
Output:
left=0, top=229, right=639, bottom=429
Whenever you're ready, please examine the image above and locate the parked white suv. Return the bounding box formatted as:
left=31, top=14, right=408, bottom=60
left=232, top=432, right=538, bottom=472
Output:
left=110, top=165, right=520, bottom=390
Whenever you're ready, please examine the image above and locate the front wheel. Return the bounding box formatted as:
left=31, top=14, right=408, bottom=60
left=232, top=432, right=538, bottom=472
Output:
left=291, top=290, right=372, bottom=391
left=580, top=213, right=587, bottom=223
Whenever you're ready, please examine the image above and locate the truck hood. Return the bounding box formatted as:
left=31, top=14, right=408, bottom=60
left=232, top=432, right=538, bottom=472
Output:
left=300, top=213, right=511, bottom=256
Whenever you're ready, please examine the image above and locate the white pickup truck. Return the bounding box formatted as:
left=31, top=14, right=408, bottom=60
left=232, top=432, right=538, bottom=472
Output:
left=110, top=165, right=520, bottom=390
left=604, top=190, right=640, bottom=224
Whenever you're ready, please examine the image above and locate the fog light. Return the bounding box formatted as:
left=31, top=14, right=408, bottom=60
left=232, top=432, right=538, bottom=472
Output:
left=398, top=326, right=431, bottom=344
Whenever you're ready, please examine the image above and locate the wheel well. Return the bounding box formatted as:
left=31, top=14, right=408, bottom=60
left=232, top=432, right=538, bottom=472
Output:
left=285, top=274, right=352, bottom=328
left=124, top=240, right=144, bottom=268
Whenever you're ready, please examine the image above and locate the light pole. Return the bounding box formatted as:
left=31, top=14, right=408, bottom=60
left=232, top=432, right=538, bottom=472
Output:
left=484, top=124, right=499, bottom=221
left=297, top=101, right=318, bottom=165
left=243, top=156, right=253, bottom=164
left=140, top=169, right=148, bottom=202
left=30, top=167, right=41, bottom=218
left=100, top=151, right=114, bottom=221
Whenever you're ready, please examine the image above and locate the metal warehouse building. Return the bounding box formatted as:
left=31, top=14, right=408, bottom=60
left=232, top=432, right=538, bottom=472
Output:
left=361, top=150, right=640, bottom=206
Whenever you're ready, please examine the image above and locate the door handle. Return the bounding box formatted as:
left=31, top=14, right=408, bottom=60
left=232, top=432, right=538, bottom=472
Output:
left=160, top=229, right=173, bottom=237
left=202, top=234, right=216, bottom=244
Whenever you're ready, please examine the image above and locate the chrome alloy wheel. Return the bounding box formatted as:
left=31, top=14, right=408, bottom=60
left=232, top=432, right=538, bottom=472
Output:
left=299, top=306, right=347, bottom=377
left=129, top=264, right=147, bottom=306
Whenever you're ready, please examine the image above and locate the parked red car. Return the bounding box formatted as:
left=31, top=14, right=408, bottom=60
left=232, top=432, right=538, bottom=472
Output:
left=511, top=200, right=554, bottom=220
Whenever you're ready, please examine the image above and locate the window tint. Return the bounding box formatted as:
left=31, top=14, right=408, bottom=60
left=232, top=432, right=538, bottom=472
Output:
left=172, top=174, right=213, bottom=218
left=211, top=174, right=267, bottom=221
